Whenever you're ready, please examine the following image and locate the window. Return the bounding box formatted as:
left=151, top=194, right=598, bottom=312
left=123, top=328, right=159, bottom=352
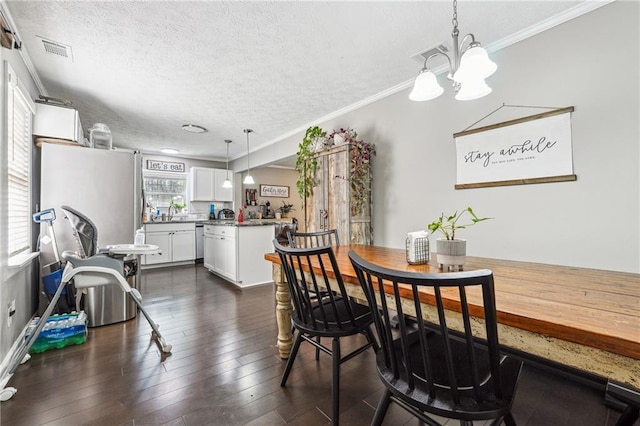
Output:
left=143, top=171, right=187, bottom=212
left=6, top=64, right=35, bottom=260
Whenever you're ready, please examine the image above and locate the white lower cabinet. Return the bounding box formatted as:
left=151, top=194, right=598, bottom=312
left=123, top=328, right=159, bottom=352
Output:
left=144, top=232, right=171, bottom=264
left=204, top=225, right=236, bottom=280
left=203, top=224, right=274, bottom=287
left=204, top=232, right=216, bottom=271
left=142, top=223, right=195, bottom=266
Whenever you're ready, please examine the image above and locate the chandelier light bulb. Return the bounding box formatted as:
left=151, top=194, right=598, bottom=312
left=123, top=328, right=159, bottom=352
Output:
left=454, top=45, right=497, bottom=83
left=409, top=69, right=444, bottom=101
left=455, top=78, right=492, bottom=101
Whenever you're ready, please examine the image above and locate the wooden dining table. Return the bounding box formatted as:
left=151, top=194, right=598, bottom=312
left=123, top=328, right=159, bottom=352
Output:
left=264, top=244, right=640, bottom=390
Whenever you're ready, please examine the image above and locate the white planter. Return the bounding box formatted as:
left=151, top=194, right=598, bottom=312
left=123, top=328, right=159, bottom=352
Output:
left=436, top=238, right=467, bottom=271
left=311, top=137, right=326, bottom=152
left=333, top=134, right=345, bottom=145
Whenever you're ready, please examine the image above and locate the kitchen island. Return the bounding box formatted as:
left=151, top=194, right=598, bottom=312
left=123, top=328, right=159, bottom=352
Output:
left=203, top=221, right=275, bottom=288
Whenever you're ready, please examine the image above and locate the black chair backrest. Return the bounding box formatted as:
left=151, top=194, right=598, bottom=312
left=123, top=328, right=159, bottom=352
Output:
left=276, top=221, right=298, bottom=245
left=348, top=250, right=505, bottom=406
left=287, top=229, right=340, bottom=248
left=273, top=239, right=360, bottom=332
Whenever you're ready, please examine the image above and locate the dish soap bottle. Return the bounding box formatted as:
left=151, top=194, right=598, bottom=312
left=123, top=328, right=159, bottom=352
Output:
left=237, top=208, right=244, bottom=223
left=134, top=227, right=145, bottom=245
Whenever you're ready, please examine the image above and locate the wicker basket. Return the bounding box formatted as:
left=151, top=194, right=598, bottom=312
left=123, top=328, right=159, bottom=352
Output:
left=406, top=237, right=429, bottom=265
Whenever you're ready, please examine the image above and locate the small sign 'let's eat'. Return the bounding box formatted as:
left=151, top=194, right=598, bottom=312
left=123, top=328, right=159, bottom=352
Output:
left=146, top=160, right=185, bottom=172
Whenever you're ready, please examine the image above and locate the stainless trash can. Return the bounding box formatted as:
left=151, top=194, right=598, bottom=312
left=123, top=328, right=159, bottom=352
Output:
left=84, top=258, right=137, bottom=327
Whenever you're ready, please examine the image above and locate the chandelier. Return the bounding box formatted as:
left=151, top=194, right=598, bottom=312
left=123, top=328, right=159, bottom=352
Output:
left=409, top=0, right=497, bottom=102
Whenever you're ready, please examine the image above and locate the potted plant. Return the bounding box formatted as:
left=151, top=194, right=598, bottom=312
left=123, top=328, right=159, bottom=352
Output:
left=329, top=127, right=358, bottom=146
left=427, top=207, right=491, bottom=270
left=279, top=202, right=295, bottom=218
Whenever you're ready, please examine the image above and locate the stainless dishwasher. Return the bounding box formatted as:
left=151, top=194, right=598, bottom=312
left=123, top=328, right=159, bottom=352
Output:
left=195, top=223, right=204, bottom=262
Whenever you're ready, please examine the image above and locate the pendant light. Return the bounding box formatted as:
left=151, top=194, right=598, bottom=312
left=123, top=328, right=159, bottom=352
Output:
left=243, top=129, right=255, bottom=185
left=222, top=140, right=232, bottom=188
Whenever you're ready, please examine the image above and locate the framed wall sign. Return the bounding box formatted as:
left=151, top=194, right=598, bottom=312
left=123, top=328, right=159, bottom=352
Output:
left=146, top=160, right=185, bottom=172
left=260, top=184, right=289, bottom=198
left=454, top=106, right=577, bottom=189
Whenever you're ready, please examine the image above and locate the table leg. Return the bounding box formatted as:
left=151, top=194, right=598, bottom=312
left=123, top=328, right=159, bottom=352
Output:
left=273, top=263, right=293, bottom=358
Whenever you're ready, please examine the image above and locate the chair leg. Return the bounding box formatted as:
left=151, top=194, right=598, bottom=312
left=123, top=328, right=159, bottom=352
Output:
left=616, top=405, right=640, bottom=426
left=372, top=388, right=392, bottom=426
left=503, top=412, right=517, bottom=426
left=316, top=336, right=321, bottom=360
left=332, top=337, right=341, bottom=425
left=281, top=332, right=304, bottom=387
left=364, top=326, right=379, bottom=352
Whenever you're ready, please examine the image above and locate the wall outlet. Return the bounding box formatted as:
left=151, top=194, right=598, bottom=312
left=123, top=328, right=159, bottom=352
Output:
left=7, top=300, right=16, bottom=328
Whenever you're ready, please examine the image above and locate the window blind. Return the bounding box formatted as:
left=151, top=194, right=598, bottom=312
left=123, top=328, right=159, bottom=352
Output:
left=7, top=67, right=33, bottom=258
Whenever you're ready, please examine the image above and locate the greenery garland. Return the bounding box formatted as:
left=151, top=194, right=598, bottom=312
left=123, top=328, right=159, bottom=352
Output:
left=349, top=138, right=376, bottom=216
left=295, top=126, right=326, bottom=199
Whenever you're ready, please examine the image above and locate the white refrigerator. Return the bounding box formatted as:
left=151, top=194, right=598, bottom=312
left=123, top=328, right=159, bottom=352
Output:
left=40, top=143, right=142, bottom=326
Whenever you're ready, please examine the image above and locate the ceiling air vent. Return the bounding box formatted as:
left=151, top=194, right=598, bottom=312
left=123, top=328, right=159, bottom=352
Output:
left=411, top=43, right=449, bottom=64
left=37, top=36, right=73, bottom=61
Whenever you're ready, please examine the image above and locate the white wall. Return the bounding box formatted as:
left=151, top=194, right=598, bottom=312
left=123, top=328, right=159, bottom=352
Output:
left=1, top=45, right=42, bottom=366
left=239, top=2, right=640, bottom=273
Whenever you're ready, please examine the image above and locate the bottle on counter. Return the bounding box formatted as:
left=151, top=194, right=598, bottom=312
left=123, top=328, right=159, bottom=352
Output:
left=237, top=208, right=244, bottom=223
left=134, top=227, right=145, bottom=245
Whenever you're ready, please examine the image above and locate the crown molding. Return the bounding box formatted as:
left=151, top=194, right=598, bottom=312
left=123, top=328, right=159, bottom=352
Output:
left=0, top=2, right=47, bottom=96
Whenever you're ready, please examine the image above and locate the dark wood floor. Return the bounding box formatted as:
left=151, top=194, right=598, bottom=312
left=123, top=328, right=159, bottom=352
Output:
left=1, top=265, right=634, bottom=426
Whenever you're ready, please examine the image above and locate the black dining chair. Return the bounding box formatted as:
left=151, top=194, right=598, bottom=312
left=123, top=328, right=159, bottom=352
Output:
left=349, top=251, right=523, bottom=426
left=287, top=229, right=340, bottom=248
left=273, top=240, right=378, bottom=425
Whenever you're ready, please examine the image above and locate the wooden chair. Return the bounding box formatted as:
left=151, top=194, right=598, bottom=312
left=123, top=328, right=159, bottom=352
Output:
left=287, top=229, right=340, bottom=248
left=273, top=240, right=377, bottom=425
left=349, top=251, right=522, bottom=426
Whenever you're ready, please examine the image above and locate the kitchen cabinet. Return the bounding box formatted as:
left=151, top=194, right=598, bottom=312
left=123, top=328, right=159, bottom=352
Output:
left=306, top=143, right=372, bottom=245
left=214, top=225, right=237, bottom=280
left=142, top=223, right=195, bottom=267
left=204, top=225, right=236, bottom=280
left=190, top=167, right=233, bottom=202
left=204, top=224, right=274, bottom=287
left=33, top=103, right=84, bottom=143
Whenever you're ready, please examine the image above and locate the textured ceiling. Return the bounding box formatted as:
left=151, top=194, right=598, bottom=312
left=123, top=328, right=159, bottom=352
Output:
left=5, top=0, right=591, bottom=164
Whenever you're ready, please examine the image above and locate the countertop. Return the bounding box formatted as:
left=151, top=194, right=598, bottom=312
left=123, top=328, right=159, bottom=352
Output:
left=202, top=220, right=282, bottom=227
left=144, top=219, right=292, bottom=226
left=143, top=220, right=203, bottom=224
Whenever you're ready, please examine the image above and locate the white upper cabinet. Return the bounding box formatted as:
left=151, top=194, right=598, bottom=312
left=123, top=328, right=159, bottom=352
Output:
left=190, top=167, right=215, bottom=201
left=190, top=167, right=232, bottom=202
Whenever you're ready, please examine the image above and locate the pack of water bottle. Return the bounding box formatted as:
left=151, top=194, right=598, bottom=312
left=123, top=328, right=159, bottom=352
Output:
left=25, top=311, right=88, bottom=354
